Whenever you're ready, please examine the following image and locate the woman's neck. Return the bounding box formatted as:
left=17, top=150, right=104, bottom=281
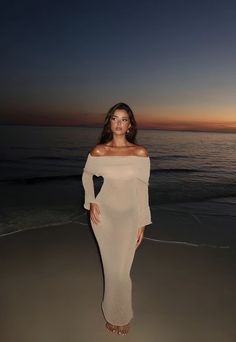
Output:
left=106, top=137, right=131, bottom=147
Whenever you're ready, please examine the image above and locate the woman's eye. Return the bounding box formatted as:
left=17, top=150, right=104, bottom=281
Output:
left=111, top=117, right=128, bottom=122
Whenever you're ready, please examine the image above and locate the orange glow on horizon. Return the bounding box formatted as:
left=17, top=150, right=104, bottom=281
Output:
left=137, top=119, right=236, bottom=133
left=0, top=107, right=236, bottom=133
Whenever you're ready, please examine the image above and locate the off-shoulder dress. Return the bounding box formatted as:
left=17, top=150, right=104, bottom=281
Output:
left=82, top=153, right=152, bottom=325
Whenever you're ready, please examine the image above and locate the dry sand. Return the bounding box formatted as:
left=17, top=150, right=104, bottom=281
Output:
left=0, top=221, right=235, bottom=342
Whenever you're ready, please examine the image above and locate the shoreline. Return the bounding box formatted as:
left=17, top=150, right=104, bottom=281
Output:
left=0, top=221, right=235, bottom=341
left=1, top=196, right=235, bottom=249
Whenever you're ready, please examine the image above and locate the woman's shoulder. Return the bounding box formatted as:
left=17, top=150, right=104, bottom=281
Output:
left=89, top=144, right=107, bottom=156
left=89, top=144, right=149, bottom=157
left=133, top=145, right=149, bottom=157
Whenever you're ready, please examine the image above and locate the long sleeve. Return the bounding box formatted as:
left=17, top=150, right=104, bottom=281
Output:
left=136, top=178, right=152, bottom=228
left=82, top=169, right=97, bottom=210
left=82, top=153, right=101, bottom=210
left=136, top=157, right=152, bottom=228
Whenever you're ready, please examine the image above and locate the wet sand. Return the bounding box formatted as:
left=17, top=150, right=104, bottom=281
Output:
left=0, top=220, right=235, bottom=342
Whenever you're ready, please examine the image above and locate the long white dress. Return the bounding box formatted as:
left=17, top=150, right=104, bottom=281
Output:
left=82, top=153, right=152, bottom=325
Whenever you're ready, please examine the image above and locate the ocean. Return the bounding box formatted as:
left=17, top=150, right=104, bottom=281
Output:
left=0, top=125, right=235, bottom=247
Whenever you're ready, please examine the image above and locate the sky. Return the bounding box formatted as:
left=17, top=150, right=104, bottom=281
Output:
left=1, top=0, right=236, bottom=132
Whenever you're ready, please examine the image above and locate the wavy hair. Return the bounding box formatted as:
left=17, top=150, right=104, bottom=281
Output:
left=98, top=102, right=137, bottom=144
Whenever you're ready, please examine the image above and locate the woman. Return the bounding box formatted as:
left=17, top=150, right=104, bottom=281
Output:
left=82, top=102, right=152, bottom=336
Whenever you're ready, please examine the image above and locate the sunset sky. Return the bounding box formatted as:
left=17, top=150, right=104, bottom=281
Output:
left=1, top=0, right=236, bottom=132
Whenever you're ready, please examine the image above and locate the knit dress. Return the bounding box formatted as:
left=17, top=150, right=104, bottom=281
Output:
left=82, top=153, right=152, bottom=325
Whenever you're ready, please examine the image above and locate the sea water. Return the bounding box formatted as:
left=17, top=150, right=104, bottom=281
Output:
left=0, top=125, right=235, bottom=246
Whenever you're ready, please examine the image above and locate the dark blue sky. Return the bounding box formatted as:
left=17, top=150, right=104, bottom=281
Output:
left=1, top=0, right=236, bottom=131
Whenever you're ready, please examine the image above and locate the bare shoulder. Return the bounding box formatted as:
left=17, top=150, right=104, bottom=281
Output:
left=90, top=144, right=106, bottom=156
left=134, top=145, right=149, bottom=157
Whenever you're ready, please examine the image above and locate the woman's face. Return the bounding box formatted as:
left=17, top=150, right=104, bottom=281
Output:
left=110, top=109, right=131, bottom=135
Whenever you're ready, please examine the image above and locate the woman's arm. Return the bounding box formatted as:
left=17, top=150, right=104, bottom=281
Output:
left=137, top=178, right=152, bottom=228
left=82, top=169, right=96, bottom=210
left=82, top=152, right=101, bottom=224
left=135, top=149, right=152, bottom=247
left=82, top=169, right=101, bottom=224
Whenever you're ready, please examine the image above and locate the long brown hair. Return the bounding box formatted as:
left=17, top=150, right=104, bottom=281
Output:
left=98, top=103, right=137, bottom=144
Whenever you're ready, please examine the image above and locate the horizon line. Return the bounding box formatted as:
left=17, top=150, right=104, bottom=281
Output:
left=0, top=123, right=235, bottom=134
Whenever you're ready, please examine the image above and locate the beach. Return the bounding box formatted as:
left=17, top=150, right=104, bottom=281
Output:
left=0, top=125, right=236, bottom=341
left=2, top=0, right=236, bottom=339
left=1, top=211, right=235, bottom=342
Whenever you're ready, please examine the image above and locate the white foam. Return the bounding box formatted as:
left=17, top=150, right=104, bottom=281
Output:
left=144, top=237, right=230, bottom=249
left=0, top=213, right=87, bottom=238
left=0, top=212, right=231, bottom=250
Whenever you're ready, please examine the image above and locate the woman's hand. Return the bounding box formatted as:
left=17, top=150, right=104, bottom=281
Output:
left=90, top=203, right=101, bottom=224
left=136, top=226, right=145, bottom=248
